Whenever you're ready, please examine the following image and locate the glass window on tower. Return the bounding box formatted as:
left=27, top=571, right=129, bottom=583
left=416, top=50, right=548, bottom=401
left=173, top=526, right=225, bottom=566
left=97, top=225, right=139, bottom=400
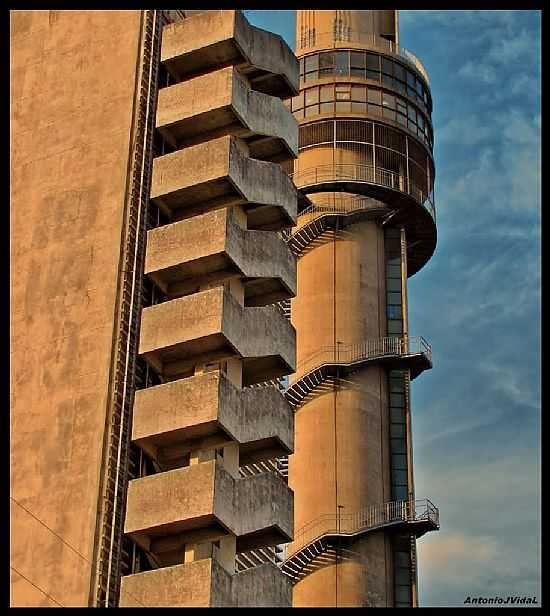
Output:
left=335, top=50, right=350, bottom=75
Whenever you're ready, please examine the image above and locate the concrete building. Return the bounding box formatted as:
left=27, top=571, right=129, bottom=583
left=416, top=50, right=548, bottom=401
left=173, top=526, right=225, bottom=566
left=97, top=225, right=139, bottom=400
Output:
left=11, top=9, right=299, bottom=607
left=278, top=9, right=440, bottom=607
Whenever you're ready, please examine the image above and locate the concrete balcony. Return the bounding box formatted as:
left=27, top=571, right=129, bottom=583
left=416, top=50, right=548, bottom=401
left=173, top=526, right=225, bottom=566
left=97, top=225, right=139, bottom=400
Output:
left=156, top=66, right=298, bottom=163
left=150, top=135, right=297, bottom=230
left=120, top=559, right=291, bottom=607
left=132, top=371, right=294, bottom=469
left=138, top=286, right=296, bottom=384
left=145, top=207, right=296, bottom=305
left=124, top=460, right=293, bottom=553
left=161, top=10, right=299, bottom=98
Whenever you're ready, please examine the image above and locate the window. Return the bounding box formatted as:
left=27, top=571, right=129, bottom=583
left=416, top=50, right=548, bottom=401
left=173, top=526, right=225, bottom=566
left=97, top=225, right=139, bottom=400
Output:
left=305, top=105, right=318, bottom=117
left=319, top=51, right=334, bottom=78
left=350, top=51, right=365, bottom=77
left=387, top=305, right=401, bottom=319
left=394, top=63, right=405, bottom=81
left=406, top=70, right=416, bottom=86
left=394, top=79, right=406, bottom=95
left=383, top=108, right=396, bottom=121
left=368, top=104, right=381, bottom=116
left=396, top=100, right=407, bottom=116
left=320, top=84, right=333, bottom=102
left=293, top=109, right=304, bottom=120
left=396, top=112, right=407, bottom=126
left=368, top=89, right=381, bottom=104
left=320, top=102, right=334, bottom=114
left=335, top=85, right=351, bottom=100
left=386, top=278, right=401, bottom=292
left=390, top=393, right=405, bottom=407
left=382, top=92, right=395, bottom=109
left=391, top=411, right=406, bottom=428
left=336, top=100, right=351, bottom=112
left=351, top=101, right=367, bottom=113
left=304, top=54, right=319, bottom=73
left=367, top=69, right=380, bottom=82
left=351, top=51, right=366, bottom=68
left=387, top=263, right=401, bottom=277
left=387, top=291, right=402, bottom=305
left=367, top=53, right=379, bottom=70
left=407, top=106, right=416, bottom=121
left=335, top=50, right=349, bottom=75
left=382, top=57, right=393, bottom=76
left=382, top=73, right=393, bottom=88
left=292, top=92, right=304, bottom=111
left=351, top=85, right=366, bottom=101
left=305, top=87, right=319, bottom=106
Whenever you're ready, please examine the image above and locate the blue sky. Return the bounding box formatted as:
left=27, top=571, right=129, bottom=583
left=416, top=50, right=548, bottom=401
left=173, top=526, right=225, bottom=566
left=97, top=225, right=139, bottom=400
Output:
left=246, top=10, right=541, bottom=607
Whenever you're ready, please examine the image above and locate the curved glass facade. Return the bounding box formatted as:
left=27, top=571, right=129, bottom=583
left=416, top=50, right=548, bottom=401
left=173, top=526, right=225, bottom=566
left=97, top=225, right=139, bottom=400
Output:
left=298, top=49, right=432, bottom=112
left=286, top=82, right=433, bottom=149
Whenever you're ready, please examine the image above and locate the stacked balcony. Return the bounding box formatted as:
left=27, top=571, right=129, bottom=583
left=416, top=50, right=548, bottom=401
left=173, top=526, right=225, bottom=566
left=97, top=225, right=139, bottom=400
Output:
left=120, top=10, right=299, bottom=608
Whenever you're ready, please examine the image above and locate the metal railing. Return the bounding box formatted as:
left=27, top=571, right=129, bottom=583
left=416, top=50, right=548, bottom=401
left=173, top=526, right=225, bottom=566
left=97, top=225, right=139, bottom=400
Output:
left=294, top=335, right=432, bottom=381
left=285, top=498, right=439, bottom=560
left=294, top=196, right=387, bottom=232
left=291, top=163, right=436, bottom=221
left=299, top=31, right=430, bottom=86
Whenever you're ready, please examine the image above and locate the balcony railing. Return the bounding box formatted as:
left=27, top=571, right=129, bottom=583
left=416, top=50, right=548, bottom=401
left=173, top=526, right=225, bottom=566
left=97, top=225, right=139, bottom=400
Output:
left=295, top=336, right=432, bottom=380
left=300, top=31, right=430, bottom=86
left=291, top=163, right=436, bottom=222
left=284, top=498, right=439, bottom=560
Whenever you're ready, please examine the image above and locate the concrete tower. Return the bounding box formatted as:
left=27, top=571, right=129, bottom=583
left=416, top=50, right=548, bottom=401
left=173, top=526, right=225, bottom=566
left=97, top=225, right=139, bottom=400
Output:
left=279, top=10, right=440, bottom=607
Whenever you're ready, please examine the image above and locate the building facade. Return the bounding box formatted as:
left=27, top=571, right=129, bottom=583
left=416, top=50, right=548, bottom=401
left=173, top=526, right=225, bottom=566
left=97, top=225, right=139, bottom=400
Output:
left=278, top=10, right=440, bottom=607
left=11, top=9, right=298, bottom=607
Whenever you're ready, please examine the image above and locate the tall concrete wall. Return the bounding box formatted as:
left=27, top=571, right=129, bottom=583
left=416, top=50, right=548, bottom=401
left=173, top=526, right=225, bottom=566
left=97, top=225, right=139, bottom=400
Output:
left=10, top=10, right=143, bottom=606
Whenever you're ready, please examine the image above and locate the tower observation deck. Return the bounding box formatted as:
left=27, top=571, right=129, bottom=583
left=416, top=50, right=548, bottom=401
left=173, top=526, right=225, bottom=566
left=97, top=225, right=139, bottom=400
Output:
left=279, top=10, right=439, bottom=607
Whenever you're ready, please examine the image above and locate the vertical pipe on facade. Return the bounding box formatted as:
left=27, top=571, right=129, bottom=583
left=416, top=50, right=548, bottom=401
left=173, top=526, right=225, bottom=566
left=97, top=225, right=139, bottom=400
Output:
left=104, top=9, right=158, bottom=605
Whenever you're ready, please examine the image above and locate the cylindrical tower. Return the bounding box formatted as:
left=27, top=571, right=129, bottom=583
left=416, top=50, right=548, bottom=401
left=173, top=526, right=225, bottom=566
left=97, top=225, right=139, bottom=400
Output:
left=280, top=10, right=439, bottom=607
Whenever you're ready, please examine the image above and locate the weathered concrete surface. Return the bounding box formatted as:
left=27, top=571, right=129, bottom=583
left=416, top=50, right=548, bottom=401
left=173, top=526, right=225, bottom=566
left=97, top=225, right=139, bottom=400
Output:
left=233, top=563, right=292, bottom=607
left=139, top=286, right=296, bottom=384
left=161, top=10, right=299, bottom=98
left=145, top=207, right=296, bottom=305
left=156, top=66, right=298, bottom=162
left=120, top=559, right=233, bottom=607
left=10, top=9, right=143, bottom=607
left=120, top=558, right=291, bottom=607
left=150, top=134, right=298, bottom=230
left=132, top=371, right=294, bottom=466
left=125, top=460, right=293, bottom=552
left=235, top=471, right=293, bottom=551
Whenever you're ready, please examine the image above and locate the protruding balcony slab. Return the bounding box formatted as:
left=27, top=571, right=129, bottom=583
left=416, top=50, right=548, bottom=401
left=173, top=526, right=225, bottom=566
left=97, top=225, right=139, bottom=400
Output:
left=161, top=10, right=299, bottom=98
left=156, top=66, right=298, bottom=162
left=150, top=135, right=297, bottom=230
left=120, top=559, right=292, bottom=607
left=132, top=371, right=293, bottom=468
left=138, top=286, right=296, bottom=385
left=145, top=207, right=296, bottom=306
left=124, top=460, right=293, bottom=553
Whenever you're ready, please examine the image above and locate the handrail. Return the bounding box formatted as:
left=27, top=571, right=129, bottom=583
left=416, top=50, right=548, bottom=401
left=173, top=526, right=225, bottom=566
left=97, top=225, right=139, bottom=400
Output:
left=293, top=336, right=432, bottom=382
left=291, top=196, right=388, bottom=237
left=291, top=163, right=436, bottom=221
left=285, top=498, right=439, bottom=560
left=299, top=31, right=430, bottom=86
